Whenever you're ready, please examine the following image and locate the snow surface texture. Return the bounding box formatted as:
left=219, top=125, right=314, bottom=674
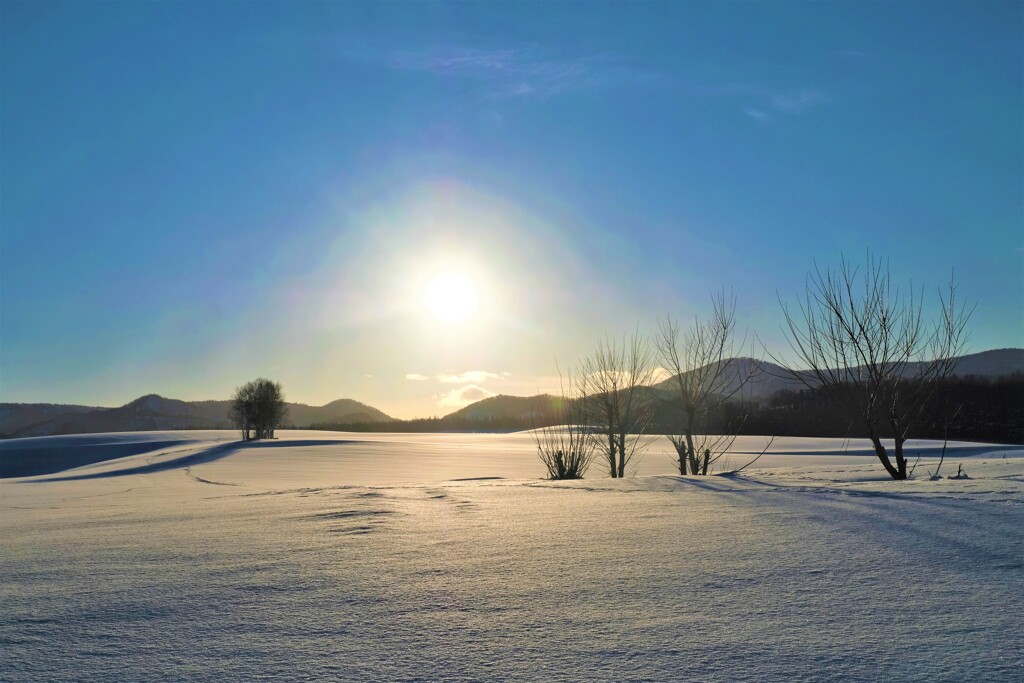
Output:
left=2, top=431, right=1022, bottom=682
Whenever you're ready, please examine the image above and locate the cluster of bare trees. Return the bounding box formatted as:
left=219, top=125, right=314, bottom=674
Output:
left=535, top=292, right=757, bottom=480
left=541, top=305, right=752, bottom=479
left=230, top=378, right=287, bottom=440
left=536, top=254, right=972, bottom=482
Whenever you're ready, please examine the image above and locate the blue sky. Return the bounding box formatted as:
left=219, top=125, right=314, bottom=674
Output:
left=1, top=1, right=1021, bottom=417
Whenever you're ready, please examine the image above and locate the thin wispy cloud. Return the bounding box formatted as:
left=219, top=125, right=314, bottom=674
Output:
left=741, top=88, right=830, bottom=122
left=832, top=49, right=875, bottom=60
left=405, top=373, right=430, bottom=381
left=744, top=107, right=770, bottom=122
left=387, top=46, right=661, bottom=100
left=377, top=42, right=830, bottom=119
left=680, top=82, right=764, bottom=98
left=770, top=89, right=828, bottom=114
left=388, top=47, right=518, bottom=76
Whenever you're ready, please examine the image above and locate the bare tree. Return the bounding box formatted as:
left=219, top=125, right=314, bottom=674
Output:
left=776, top=254, right=972, bottom=480
left=230, top=378, right=287, bottom=440
left=655, top=291, right=755, bottom=475
left=532, top=370, right=596, bottom=480
left=577, top=332, right=656, bottom=478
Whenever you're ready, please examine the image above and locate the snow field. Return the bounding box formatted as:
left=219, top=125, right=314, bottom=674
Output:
left=2, top=431, right=1022, bottom=681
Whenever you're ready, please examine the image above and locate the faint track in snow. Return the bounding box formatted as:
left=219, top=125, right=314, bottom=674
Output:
left=311, top=509, right=394, bottom=520
left=183, top=466, right=239, bottom=487
left=301, top=490, right=401, bottom=535
left=421, top=486, right=477, bottom=511
left=58, top=487, right=138, bottom=502
left=0, top=504, right=60, bottom=510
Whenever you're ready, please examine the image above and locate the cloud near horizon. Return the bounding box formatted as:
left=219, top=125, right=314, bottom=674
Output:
left=437, top=384, right=497, bottom=409
left=406, top=370, right=505, bottom=384
left=437, top=370, right=501, bottom=384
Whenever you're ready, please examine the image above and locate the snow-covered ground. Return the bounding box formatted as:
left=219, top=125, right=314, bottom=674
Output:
left=2, top=431, right=1022, bottom=681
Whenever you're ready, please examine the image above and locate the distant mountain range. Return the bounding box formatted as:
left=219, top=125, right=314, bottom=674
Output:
left=655, top=348, right=1024, bottom=401
left=442, top=348, right=1024, bottom=422
left=0, top=395, right=392, bottom=439
left=3, top=349, right=1019, bottom=439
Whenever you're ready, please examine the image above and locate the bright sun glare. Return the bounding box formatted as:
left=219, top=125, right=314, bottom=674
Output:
left=421, top=271, right=480, bottom=324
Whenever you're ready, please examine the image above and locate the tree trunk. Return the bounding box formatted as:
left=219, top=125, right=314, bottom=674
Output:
left=607, top=430, right=617, bottom=478
left=868, top=433, right=902, bottom=480
left=684, top=428, right=697, bottom=477
left=894, top=437, right=907, bottom=480
left=675, top=443, right=688, bottom=475
left=614, top=436, right=622, bottom=479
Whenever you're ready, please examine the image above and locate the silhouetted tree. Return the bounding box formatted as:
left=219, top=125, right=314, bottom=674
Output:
left=577, top=332, right=655, bottom=478
left=655, top=290, right=755, bottom=475
left=532, top=371, right=595, bottom=479
left=776, top=254, right=972, bottom=480
left=230, top=378, right=287, bottom=440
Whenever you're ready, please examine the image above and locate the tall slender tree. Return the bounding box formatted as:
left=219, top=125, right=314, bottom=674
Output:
left=655, top=291, right=754, bottom=475
left=577, top=332, right=655, bottom=478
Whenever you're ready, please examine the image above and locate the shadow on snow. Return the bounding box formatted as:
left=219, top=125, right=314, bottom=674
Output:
left=31, top=439, right=368, bottom=482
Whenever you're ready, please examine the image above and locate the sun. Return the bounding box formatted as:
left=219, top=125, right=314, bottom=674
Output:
left=421, top=270, right=480, bottom=324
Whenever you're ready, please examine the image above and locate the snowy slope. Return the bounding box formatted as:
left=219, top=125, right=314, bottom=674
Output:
left=1, top=431, right=1021, bottom=682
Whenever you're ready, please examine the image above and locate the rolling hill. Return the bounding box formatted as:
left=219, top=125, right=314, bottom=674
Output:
left=0, top=395, right=392, bottom=439
left=442, top=394, right=563, bottom=424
